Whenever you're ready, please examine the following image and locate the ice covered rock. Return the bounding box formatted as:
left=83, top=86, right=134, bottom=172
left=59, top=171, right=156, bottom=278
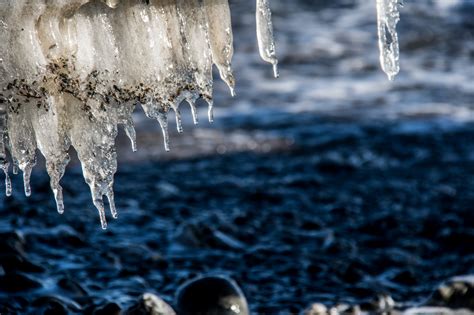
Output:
left=0, top=0, right=404, bottom=228
left=0, top=0, right=277, bottom=228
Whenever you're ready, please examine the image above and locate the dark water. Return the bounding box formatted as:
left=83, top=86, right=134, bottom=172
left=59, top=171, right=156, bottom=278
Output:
left=1, top=0, right=474, bottom=314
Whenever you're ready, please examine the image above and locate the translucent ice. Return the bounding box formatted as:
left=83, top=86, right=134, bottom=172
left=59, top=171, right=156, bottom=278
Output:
left=256, top=0, right=279, bottom=78
left=0, top=0, right=279, bottom=228
left=376, top=0, right=402, bottom=80
left=0, top=0, right=405, bottom=228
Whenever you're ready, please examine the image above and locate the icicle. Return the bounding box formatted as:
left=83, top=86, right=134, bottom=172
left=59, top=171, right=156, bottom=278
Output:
left=376, top=0, right=402, bottom=80
left=93, top=194, right=108, bottom=230
left=124, top=122, right=137, bottom=152
left=207, top=98, right=214, bottom=123
left=0, top=156, right=11, bottom=197
left=2, top=168, right=11, bottom=197
left=187, top=96, right=199, bottom=125
left=66, top=94, right=118, bottom=229
left=172, top=104, right=184, bottom=133
left=0, top=101, right=11, bottom=197
left=256, top=0, right=279, bottom=78
left=29, top=95, right=70, bottom=214
left=52, top=186, right=65, bottom=214
left=176, top=0, right=214, bottom=101
left=106, top=187, right=117, bottom=219
left=0, top=0, right=282, bottom=228
left=21, top=162, right=34, bottom=197
left=45, top=156, right=70, bottom=214
left=7, top=102, right=38, bottom=198
left=156, top=109, right=170, bottom=152
left=13, top=163, right=19, bottom=175
left=204, top=0, right=235, bottom=95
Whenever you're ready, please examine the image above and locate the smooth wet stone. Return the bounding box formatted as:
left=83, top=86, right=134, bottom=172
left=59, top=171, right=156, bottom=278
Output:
left=0, top=273, right=42, bottom=292
left=126, top=293, right=175, bottom=315
left=175, top=276, right=249, bottom=315
left=428, top=275, right=474, bottom=310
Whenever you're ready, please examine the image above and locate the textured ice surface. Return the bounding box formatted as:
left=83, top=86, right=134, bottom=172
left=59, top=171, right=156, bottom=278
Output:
left=0, top=0, right=280, bottom=228
left=0, top=0, right=403, bottom=228
left=376, top=0, right=402, bottom=80
left=256, top=0, right=279, bottom=78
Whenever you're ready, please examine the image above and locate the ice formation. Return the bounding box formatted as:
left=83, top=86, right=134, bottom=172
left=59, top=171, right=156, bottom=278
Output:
left=0, top=0, right=402, bottom=228
left=0, top=0, right=280, bottom=229
left=376, top=0, right=402, bottom=80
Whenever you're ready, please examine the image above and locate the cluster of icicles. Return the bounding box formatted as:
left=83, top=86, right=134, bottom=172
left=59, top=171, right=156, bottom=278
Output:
left=0, top=0, right=401, bottom=229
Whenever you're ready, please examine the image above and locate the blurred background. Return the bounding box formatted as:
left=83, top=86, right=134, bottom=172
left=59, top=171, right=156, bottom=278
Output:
left=1, top=0, right=474, bottom=313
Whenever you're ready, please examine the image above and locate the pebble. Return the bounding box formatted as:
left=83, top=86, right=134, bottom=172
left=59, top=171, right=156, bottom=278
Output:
left=93, top=302, right=122, bottom=315
left=175, top=275, right=249, bottom=315
left=428, top=275, right=474, bottom=310
left=0, top=273, right=42, bottom=292
left=126, top=293, right=175, bottom=315
left=174, top=222, right=244, bottom=250
left=31, top=296, right=82, bottom=314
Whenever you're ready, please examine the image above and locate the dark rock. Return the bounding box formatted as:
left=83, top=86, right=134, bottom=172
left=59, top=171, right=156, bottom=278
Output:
left=93, top=302, right=122, bottom=315
left=0, top=231, right=26, bottom=256
left=0, top=253, right=44, bottom=273
left=174, top=222, right=245, bottom=250
left=126, top=293, right=175, bottom=315
left=112, top=244, right=168, bottom=274
left=0, top=296, right=28, bottom=313
left=57, top=277, right=88, bottom=298
left=391, top=269, right=418, bottom=286
left=428, top=275, right=474, bottom=310
left=0, top=273, right=42, bottom=292
left=31, top=296, right=79, bottom=315
left=42, top=301, right=68, bottom=315
left=175, top=275, right=249, bottom=315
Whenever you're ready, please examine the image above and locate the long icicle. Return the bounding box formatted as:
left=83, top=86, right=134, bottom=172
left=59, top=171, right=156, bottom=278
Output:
left=256, top=0, right=279, bottom=78
left=376, top=0, right=402, bottom=80
left=0, top=101, right=11, bottom=197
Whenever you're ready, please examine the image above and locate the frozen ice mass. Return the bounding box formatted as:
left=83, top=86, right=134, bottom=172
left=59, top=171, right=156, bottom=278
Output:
left=0, top=0, right=402, bottom=228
